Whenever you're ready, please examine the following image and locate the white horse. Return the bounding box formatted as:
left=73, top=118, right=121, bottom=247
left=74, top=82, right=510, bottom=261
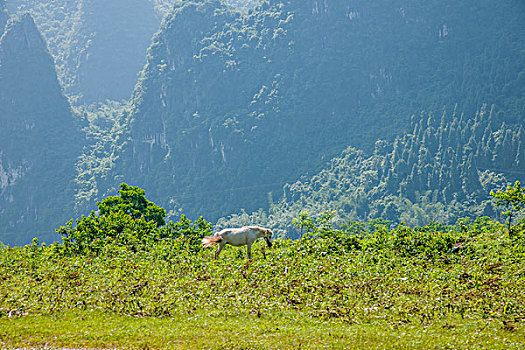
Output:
left=202, top=226, right=273, bottom=259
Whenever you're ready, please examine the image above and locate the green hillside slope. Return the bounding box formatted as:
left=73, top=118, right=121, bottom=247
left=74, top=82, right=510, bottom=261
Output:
left=0, top=14, right=82, bottom=245
left=220, top=105, right=523, bottom=236
left=119, top=0, right=525, bottom=223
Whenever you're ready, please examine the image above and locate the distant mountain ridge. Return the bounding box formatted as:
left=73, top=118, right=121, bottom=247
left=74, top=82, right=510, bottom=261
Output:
left=5, top=0, right=261, bottom=104
left=6, top=0, right=160, bottom=103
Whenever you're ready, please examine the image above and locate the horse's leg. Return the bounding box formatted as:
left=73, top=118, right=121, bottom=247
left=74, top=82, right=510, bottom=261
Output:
left=215, top=242, right=225, bottom=259
left=247, top=242, right=252, bottom=260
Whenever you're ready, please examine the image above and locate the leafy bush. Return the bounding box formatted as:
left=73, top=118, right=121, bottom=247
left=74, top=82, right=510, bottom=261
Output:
left=57, top=184, right=212, bottom=255
left=160, top=214, right=212, bottom=252
left=388, top=223, right=458, bottom=258
left=57, top=211, right=159, bottom=255
left=289, top=211, right=513, bottom=260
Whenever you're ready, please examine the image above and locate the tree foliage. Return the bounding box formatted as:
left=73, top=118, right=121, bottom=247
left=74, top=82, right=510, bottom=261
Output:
left=57, top=185, right=211, bottom=255
left=491, top=180, right=525, bottom=234
left=97, top=183, right=166, bottom=227
left=220, top=108, right=522, bottom=236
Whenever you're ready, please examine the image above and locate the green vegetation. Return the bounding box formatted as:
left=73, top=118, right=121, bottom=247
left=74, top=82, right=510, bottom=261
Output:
left=1, top=311, right=523, bottom=349
left=97, top=183, right=167, bottom=227
left=491, top=181, right=525, bottom=235
left=218, top=106, right=522, bottom=235
left=73, top=100, right=130, bottom=211
left=1, top=194, right=524, bottom=348
left=57, top=184, right=209, bottom=255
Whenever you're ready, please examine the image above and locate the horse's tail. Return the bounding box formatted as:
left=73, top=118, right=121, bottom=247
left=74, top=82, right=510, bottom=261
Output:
left=202, top=235, right=222, bottom=248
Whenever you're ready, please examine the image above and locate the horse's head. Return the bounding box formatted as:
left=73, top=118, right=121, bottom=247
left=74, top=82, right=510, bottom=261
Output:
left=264, top=229, right=273, bottom=248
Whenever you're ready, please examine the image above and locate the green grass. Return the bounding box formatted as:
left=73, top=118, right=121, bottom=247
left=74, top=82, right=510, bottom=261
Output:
left=1, top=310, right=523, bottom=349
left=1, top=219, right=524, bottom=349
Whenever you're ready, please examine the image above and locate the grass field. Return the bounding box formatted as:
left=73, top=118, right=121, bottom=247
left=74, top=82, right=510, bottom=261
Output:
left=1, top=218, right=524, bottom=349
left=1, top=310, right=524, bottom=349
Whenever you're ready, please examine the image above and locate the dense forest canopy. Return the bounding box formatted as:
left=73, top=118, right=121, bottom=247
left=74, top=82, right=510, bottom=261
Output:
left=216, top=105, right=523, bottom=236
left=0, top=0, right=524, bottom=245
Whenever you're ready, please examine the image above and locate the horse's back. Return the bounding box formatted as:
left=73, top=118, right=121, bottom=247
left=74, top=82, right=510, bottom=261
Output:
left=217, top=227, right=258, bottom=246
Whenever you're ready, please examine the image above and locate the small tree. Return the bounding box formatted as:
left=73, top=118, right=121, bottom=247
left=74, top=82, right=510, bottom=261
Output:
left=97, top=183, right=166, bottom=227
left=58, top=184, right=167, bottom=254
left=490, top=180, right=525, bottom=235
left=292, top=210, right=316, bottom=238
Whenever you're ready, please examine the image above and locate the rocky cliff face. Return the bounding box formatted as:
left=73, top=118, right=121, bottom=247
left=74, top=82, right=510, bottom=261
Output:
left=7, top=0, right=160, bottom=103
left=4, top=1, right=271, bottom=104
left=0, top=14, right=82, bottom=245
left=122, top=0, right=525, bottom=222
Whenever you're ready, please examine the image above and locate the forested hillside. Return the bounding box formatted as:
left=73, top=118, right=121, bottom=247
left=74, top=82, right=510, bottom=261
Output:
left=118, top=0, right=525, bottom=223
left=0, top=0, right=524, bottom=245
left=217, top=105, right=524, bottom=235
left=0, top=14, right=82, bottom=245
